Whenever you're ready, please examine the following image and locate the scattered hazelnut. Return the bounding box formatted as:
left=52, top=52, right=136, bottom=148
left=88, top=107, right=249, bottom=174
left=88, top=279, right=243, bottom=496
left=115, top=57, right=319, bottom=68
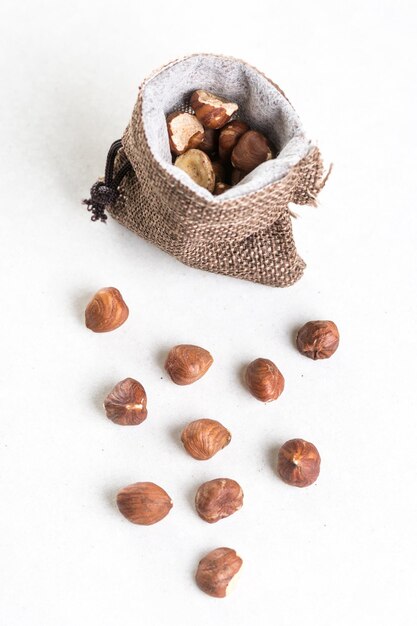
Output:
left=198, top=128, right=219, bottom=155
left=230, top=168, right=245, bottom=186
left=245, top=358, right=285, bottom=402
left=165, top=344, right=213, bottom=385
left=195, top=478, right=243, bottom=523
left=195, top=547, right=243, bottom=598
left=277, top=439, right=321, bottom=487
left=175, top=149, right=215, bottom=192
left=166, top=112, right=204, bottom=156
left=181, top=418, right=231, bottom=460
left=211, top=160, right=226, bottom=183
left=214, top=182, right=231, bottom=195
left=190, top=90, right=238, bottom=129
left=85, top=287, right=129, bottom=333
left=296, top=320, right=340, bottom=360
left=104, top=378, right=147, bottom=426
left=231, top=130, right=273, bottom=173
left=219, top=120, right=250, bottom=162
left=116, top=482, right=173, bottom=525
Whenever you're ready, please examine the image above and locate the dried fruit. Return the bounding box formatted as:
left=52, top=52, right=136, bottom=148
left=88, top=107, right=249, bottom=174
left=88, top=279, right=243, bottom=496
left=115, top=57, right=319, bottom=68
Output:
left=181, top=418, right=231, bottom=460
left=85, top=287, right=129, bottom=333
left=198, top=128, right=218, bottom=155
left=245, top=358, right=285, bottom=402
left=277, top=439, right=321, bottom=487
left=296, top=320, right=340, bottom=360
left=190, top=90, right=238, bottom=129
left=231, top=130, right=273, bottom=173
left=214, top=182, right=231, bottom=195
left=167, top=111, right=204, bottom=155
left=175, top=149, right=215, bottom=192
left=219, top=120, right=250, bottom=162
left=165, top=344, right=213, bottom=385
left=195, top=478, right=243, bottom=523
left=196, top=547, right=243, bottom=598
left=104, top=378, right=147, bottom=426
left=116, top=482, right=173, bottom=525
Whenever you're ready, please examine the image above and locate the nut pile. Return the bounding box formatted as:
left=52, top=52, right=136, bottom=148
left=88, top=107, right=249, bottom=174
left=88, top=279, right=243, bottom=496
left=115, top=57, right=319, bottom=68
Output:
left=166, top=89, right=276, bottom=195
left=84, top=286, right=340, bottom=597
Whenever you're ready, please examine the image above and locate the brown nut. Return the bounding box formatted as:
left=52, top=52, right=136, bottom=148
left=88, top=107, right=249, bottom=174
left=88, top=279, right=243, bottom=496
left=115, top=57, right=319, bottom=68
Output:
left=196, top=547, right=242, bottom=598
left=219, top=120, right=250, bottom=162
left=277, top=439, right=321, bottom=488
left=165, top=344, right=213, bottom=385
left=166, top=112, right=204, bottom=156
left=104, top=378, right=147, bottom=426
left=175, top=149, right=215, bottom=192
left=199, top=128, right=219, bottom=155
left=214, top=182, right=231, bottom=195
left=190, top=90, right=238, bottom=129
left=116, top=482, right=173, bottom=525
left=230, top=168, right=245, bottom=185
left=296, top=320, right=340, bottom=360
left=181, top=418, right=231, bottom=460
left=245, top=358, right=285, bottom=402
left=195, top=478, right=243, bottom=523
left=85, top=287, right=129, bottom=333
left=211, top=160, right=226, bottom=183
left=231, top=130, right=273, bottom=173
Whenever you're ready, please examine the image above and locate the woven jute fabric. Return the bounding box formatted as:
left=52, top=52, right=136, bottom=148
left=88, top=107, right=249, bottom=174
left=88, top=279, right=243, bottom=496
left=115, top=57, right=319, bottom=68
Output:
left=108, top=56, right=329, bottom=288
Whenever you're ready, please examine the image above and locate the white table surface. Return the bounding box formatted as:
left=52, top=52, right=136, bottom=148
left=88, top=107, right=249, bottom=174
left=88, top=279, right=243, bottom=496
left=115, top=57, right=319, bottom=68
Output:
left=1, top=1, right=416, bottom=624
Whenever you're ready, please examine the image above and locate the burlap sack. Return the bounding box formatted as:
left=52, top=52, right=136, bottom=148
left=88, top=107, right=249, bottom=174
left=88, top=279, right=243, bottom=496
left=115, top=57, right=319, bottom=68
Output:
left=86, top=54, right=329, bottom=287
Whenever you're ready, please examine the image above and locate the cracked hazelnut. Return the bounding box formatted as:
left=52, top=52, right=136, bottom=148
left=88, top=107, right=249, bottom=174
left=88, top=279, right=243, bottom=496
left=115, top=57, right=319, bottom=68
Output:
left=165, top=345, right=213, bottom=385
left=85, top=287, right=129, bottom=333
left=190, top=90, right=238, bottom=129
left=195, top=478, right=243, bottom=523
left=277, top=439, right=321, bottom=487
left=198, top=128, right=218, bottom=155
left=104, top=378, right=147, bottom=426
left=245, top=358, right=285, bottom=402
left=196, top=547, right=242, bottom=597
left=296, top=320, right=340, bottom=360
left=214, top=182, right=231, bottom=195
left=219, top=120, right=250, bottom=162
left=181, top=418, right=231, bottom=460
left=167, top=112, right=204, bottom=156
left=175, top=149, right=215, bottom=192
left=231, top=130, right=273, bottom=173
left=116, top=482, right=173, bottom=525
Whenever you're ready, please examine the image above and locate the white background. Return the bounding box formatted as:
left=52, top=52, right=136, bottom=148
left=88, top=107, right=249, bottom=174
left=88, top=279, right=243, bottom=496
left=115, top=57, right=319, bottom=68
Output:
left=1, top=1, right=416, bottom=624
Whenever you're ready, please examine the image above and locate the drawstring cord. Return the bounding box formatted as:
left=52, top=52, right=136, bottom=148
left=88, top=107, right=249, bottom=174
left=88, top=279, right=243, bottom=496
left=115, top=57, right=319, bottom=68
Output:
left=83, top=140, right=132, bottom=223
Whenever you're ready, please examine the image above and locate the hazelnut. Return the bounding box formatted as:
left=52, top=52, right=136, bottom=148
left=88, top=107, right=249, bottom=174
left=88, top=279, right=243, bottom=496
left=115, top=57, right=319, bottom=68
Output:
left=165, top=344, right=213, bottom=385
left=231, top=130, right=273, bottom=173
left=166, top=112, right=204, bottom=156
left=277, top=439, right=321, bottom=488
left=195, top=478, right=243, bottom=523
left=296, top=320, right=340, bottom=360
left=211, top=160, right=226, bottom=183
left=196, top=547, right=243, bottom=598
left=214, top=182, right=231, bottom=196
left=190, top=90, right=238, bottom=129
left=85, top=287, right=129, bottom=333
left=175, top=149, right=215, bottom=192
left=219, top=120, right=250, bottom=162
left=198, top=128, right=219, bottom=155
left=116, top=482, right=173, bottom=525
left=104, top=378, right=147, bottom=426
left=181, top=418, right=231, bottom=460
left=230, top=168, right=245, bottom=186
left=245, top=358, right=285, bottom=402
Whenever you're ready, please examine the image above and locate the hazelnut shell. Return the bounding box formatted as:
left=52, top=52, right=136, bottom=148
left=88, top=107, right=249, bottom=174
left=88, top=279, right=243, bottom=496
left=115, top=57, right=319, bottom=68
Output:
left=296, top=320, right=340, bottom=360
left=181, top=418, right=231, bottom=460
left=219, top=120, right=250, bottom=162
left=245, top=358, right=285, bottom=402
left=165, top=344, right=213, bottom=385
left=196, top=547, right=242, bottom=598
left=116, top=482, right=173, bottom=525
left=277, top=439, right=321, bottom=488
left=231, top=130, right=273, bottom=173
left=104, top=378, right=147, bottom=426
left=190, top=90, right=238, bottom=130
left=166, top=111, right=204, bottom=156
left=195, top=478, right=243, bottom=523
left=85, top=287, right=129, bottom=333
left=174, top=149, right=215, bottom=192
